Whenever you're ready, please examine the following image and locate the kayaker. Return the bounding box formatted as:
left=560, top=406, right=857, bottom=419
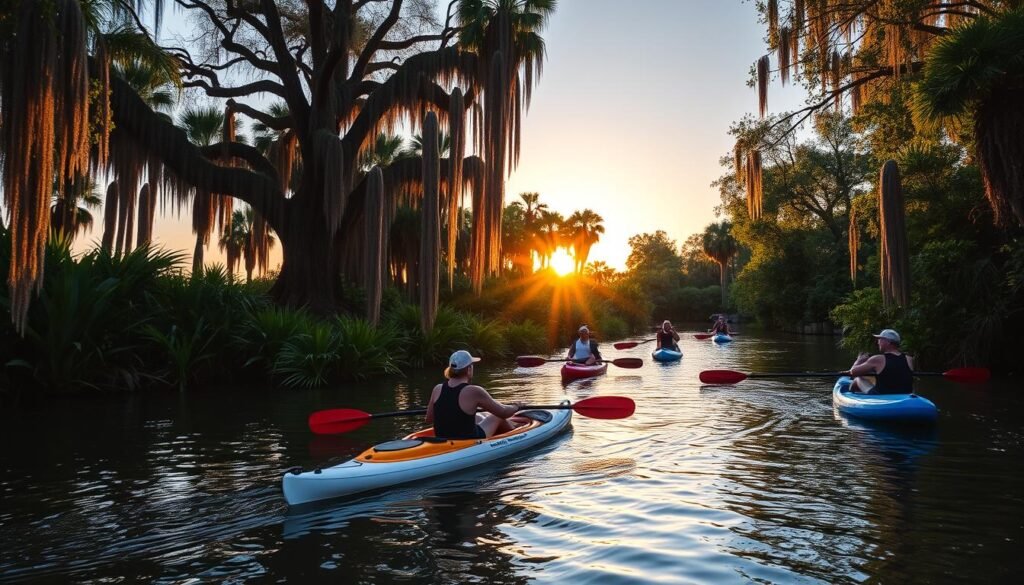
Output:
left=846, top=329, right=915, bottom=394
left=656, top=320, right=680, bottom=351
left=567, top=325, right=602, bottom=365
left=425, top=350, right=525, bottom=439
left=710, top=316, right=731, bottom=335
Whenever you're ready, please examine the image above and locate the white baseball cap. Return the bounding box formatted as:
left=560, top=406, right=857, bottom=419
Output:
left=448, top=350, right=481, bottom=369
left=872, top=329, right=901, bottom=344
left=578, top=324, right=590, bottom=333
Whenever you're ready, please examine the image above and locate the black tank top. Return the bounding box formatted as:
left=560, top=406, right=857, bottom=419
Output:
left=432, top=381, right=477, bottom=439
left=658, top=331, right=676, bottom=348
left=875, top=353, right=914, bottom=394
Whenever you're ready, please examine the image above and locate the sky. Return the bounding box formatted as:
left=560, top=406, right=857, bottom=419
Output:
left=78, top=0, right=808, bottom=271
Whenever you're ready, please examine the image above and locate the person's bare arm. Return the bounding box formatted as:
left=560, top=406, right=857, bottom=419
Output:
left=850, top=355, right=885, bottom=377
left=467, top=386, right=521, bottom=418
left=672, top=330, right=680, bottom=342
left=425, top=385, right=441, bottom=423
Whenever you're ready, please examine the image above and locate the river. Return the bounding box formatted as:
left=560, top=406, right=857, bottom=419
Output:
left=1, top=331, right=1021, bottom=583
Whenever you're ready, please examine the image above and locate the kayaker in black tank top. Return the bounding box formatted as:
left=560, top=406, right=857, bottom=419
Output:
left=848, top=328, right=916, bottom=394
left=873, top=353, right=914, bottom=394
left=426, top=350, right=525, bottom=439
left=656, top=320, right=680, bottom=351
left=433, top=381, right=485, bottom=439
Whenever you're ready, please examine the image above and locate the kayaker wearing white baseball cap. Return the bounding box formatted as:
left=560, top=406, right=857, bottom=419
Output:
left=846, top=329, right=915, bottom=394
left=567, top=325, right=602, bottom=365
left=426, top=350, right=524, bottom=439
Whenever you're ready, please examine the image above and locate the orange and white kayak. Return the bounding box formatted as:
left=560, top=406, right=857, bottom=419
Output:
left=282, top=404, right=572, bottom=505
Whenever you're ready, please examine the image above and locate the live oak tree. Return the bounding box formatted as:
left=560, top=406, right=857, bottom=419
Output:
left=0, top=0, right=553, bottom=331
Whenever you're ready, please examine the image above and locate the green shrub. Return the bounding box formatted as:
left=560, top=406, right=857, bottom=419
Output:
left=462, top=315, right=509, bottom=359
left=334, top=316, right=403, bottom=380
left=234, top=306, right=315, bottom=372
left=502, top=320, right=549, bottom=356
left=274, top=322, right=343, bottom=388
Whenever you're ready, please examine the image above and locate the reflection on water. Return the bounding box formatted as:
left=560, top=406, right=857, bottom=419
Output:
left=1, top=332, right=1021, bottom=583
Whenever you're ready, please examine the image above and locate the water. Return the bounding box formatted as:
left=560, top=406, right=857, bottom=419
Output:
left=2, top=332, right=1021, bottom=583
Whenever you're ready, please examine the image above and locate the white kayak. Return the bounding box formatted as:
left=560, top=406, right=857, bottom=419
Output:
left=283, top=404, right=573, bottom=505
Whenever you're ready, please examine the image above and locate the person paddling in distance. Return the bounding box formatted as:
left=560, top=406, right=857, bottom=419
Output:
left=846, top=329, right=915, bottom=394
left=567, top=324, right=602, bottom=365
left=710, top=315, right=731, bottom=335
left=657, top=320, right=680, bottom=352
left=426, top=350, right=525, bottom=439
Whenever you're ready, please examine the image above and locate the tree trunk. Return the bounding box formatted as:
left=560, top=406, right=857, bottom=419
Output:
left=193, top=235, right=204, bottom=276
left=719, top=261, right=727, bottom=308
left=269, top=194, right=338, bottom=314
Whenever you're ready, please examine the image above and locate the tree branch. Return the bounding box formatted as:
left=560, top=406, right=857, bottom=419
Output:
left=259, top=0, right=311, bottom=136
left=98, top=58, right=285, bottom=227
left=183, top=78, right=288, bottom=98
left=226, top=99, right=293, bottom=130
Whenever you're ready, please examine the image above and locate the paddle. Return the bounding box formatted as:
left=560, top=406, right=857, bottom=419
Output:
left=699, top=367, right=992, bottom=385
left=515, top=356, right=644, bottom=368
left=309, top=395, right=636, bottom=435
left=613, top=339, right=655, bottom=350
left=694, top=333, right=739, bottom=340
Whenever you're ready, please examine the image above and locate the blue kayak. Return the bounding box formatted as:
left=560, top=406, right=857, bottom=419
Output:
left=651, top=348, right=682, bottom=362
left=712, top=334, right=733, bottom=344
left=832, top=377, right=937, bottom=422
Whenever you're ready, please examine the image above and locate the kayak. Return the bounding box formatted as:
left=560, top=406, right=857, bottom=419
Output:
left=283, top=405, right=573, bottom=505
left=651, top=348, right=683, bottom=362
left=712, top=334, right=733, bottom=344
left=832, top=377, right=937, bottom=422
left=560, top=361, right=608, bottom=380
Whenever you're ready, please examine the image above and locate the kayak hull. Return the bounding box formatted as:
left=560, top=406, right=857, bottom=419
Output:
left=712, top=334, right=733, bottom=344
left=832, top=377, right=937, bottom=422
left=560, top=362, right=608, bottom=380
left=651, top=348, right=683, bottom=362
left=283, top=405, right=573, bottom=505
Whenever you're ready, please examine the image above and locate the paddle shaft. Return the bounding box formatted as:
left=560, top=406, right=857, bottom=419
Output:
left=369, top=403, right=579, bottom=418
left=747, top=371, right=964, bottom=378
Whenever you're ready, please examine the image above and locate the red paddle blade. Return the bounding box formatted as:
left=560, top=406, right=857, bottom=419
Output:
left=610, top=357, right=644, bottom=369
left=573, top=396, right=635, bottom=419
left=943, top=367, right=991, bottom=383
left=516, top=356, right=549, bottom=367
left=613, top=342, right=639, bottom=350
left=309, top=408, right=373, bottom=435
left=694, top=334, right=713, bottom=340
left=699, top=370, right=748, bottom=384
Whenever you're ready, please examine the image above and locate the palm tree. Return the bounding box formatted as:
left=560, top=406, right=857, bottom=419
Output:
left=51, top=177, right=102, bottom=240
left=178, top=105, right=226, bottom=275
left=564, top=209, right=605, bottom=273
left=914, top=9, right=1024, bottom=226
left=219, top=207, right=277, bottom=283
left=408, top=131, right=452, bottom=158
left=535, top=209, right=564, bottom=268
left=360, top=132, right=408, bottom=171
left=458, top=0, right=556, bottom=287
left=585, top=261, right=617, bottom=286
left=518, top=192, right=547, bottom=272
left=702, top=221, right=738, bottom=308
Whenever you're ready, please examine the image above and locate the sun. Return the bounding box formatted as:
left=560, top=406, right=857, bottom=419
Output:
left=549, top=247, right=575, bottom=276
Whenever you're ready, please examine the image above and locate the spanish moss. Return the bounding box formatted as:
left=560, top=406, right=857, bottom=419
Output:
left=420, top=112, right=441, bottom=333
left=879, top=160, right=910, bottom=308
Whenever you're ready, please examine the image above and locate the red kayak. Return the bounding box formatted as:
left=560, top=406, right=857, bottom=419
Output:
left=561, top=362, right=608, bottom=381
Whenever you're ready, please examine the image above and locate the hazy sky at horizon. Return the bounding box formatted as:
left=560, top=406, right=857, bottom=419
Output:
left=74, top=0, right=808, bottom=271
